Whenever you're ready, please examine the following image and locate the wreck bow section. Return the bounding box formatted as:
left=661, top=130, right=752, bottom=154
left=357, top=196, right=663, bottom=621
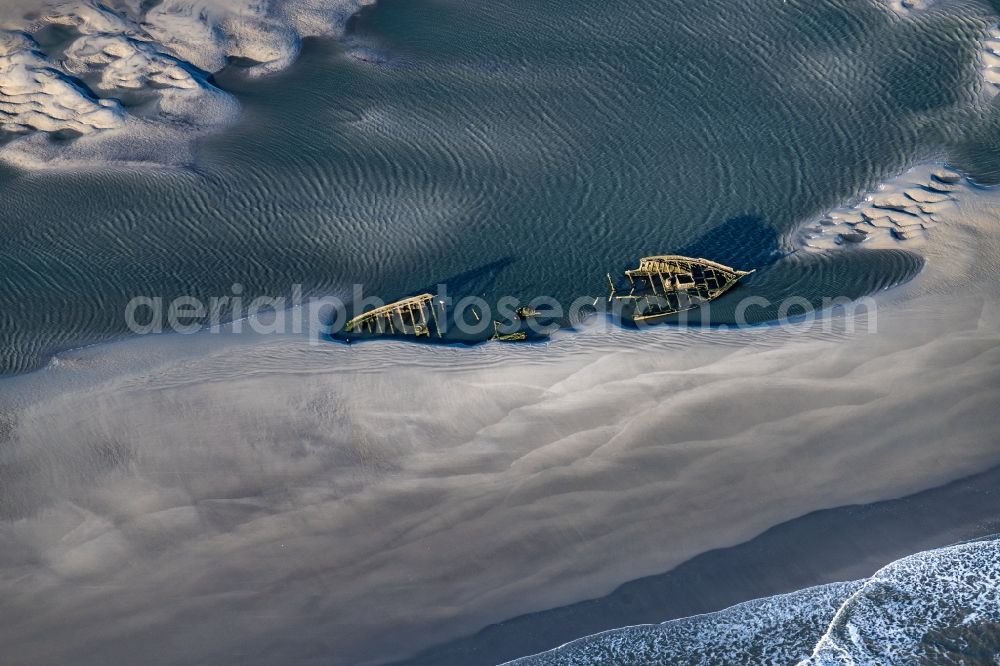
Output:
left=609, top=255, right=754, bottom=322
left=340, top=293, right=540, bottom=343
left=344, top=293, right=443, bottom=338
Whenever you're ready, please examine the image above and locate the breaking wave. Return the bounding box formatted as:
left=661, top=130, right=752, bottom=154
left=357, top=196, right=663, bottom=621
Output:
left=506, top=537, right=1000, bottom=666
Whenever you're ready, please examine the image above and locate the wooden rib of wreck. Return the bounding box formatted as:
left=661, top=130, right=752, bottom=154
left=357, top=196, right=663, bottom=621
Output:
left=608, top=255, right=754, bottom=322
left=491, top=321, right=528, bottom=342
left=344, top=293, right=443, bottom=338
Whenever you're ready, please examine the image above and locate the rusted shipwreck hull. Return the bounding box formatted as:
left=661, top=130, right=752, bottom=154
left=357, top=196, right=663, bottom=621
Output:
left=344, top=293, right=444, bottom=338
left=340, top=255, right=752, bottom=342
left=342, top=293, right=530, bottom=342
left=608, top=255, right=753, bottom=322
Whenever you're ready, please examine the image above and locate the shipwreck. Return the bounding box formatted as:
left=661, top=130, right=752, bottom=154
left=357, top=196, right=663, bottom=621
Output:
left=342, top=293, right=533, bottom=343
left=344, top=293, right=443, bottom=338
left=339, top=254, right=753, bottom=343
left=608, top=255, right=754, bottom=322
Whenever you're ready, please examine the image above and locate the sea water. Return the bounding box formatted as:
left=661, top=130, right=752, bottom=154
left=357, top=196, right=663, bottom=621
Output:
left=3, top=0, right=999, bottom=372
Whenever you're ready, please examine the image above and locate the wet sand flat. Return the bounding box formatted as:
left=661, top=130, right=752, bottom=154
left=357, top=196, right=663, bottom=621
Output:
left=396, top=463, right=1000, bottom=665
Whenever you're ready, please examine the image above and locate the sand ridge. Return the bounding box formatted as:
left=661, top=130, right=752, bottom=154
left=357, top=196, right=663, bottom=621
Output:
left=0, top=0, right=372, bottom=168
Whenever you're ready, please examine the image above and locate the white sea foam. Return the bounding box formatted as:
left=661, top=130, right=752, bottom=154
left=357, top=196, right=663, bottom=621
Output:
left=803, top=537, right=1000, bottom=665
left=509, top=537, right=1000, bottom=665
left=0, top=0, right=372, bottom=168
left=505, top=582, right=864, bottom=665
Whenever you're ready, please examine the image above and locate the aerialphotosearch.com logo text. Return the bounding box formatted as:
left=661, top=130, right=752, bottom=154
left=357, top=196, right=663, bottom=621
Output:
left=124, top=283, right=878, bottom=341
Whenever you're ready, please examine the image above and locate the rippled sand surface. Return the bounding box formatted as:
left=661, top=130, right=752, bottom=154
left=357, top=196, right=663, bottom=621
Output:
left=509, top=537, right=1000, bottom=665
left=1, top=169, right=999, bottom=664
left=3, top=0, right=1000, bottom=371
left=3, top=1, right=1000, bottom=664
